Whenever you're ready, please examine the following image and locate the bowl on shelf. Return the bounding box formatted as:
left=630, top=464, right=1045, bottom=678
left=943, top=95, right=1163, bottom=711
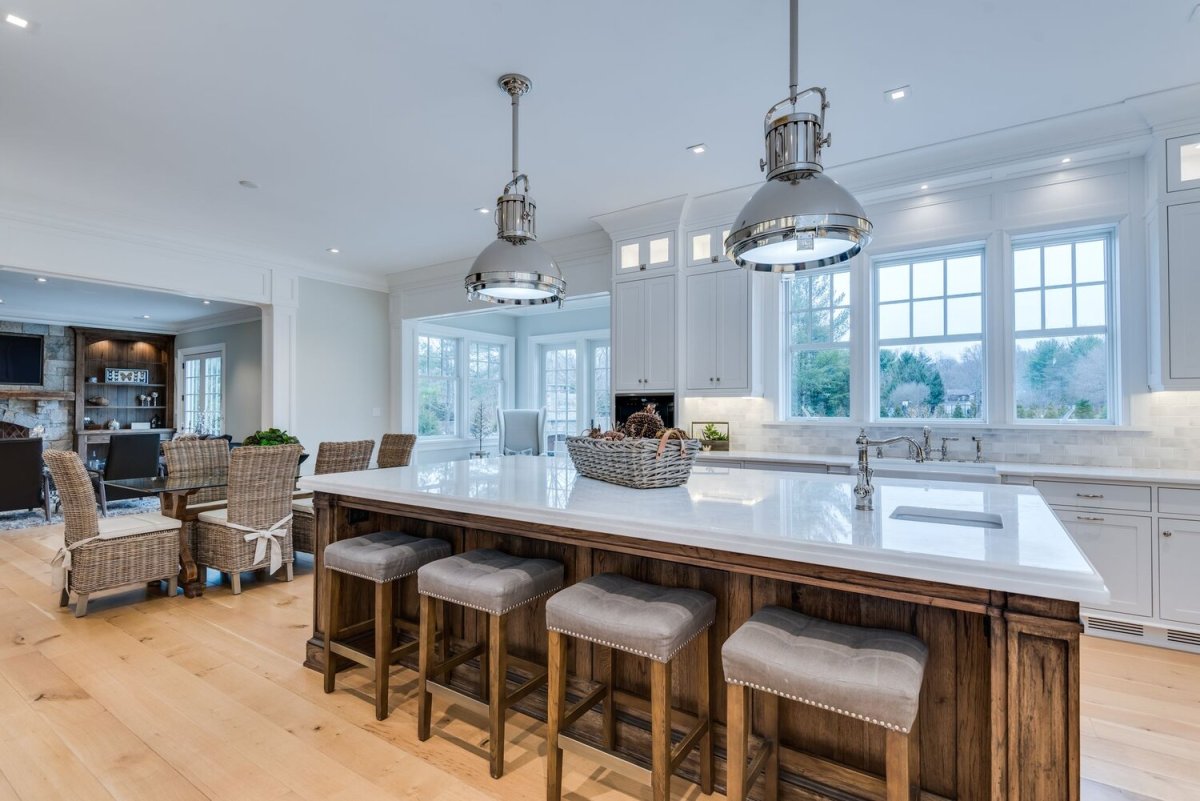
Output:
left=86, top=396, right=110, bottom=406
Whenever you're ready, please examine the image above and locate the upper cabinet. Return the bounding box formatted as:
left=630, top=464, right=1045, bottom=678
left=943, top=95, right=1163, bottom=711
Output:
left=686, top=224, right=732, bottom=268
left=685, top=268, right=756, bottom=396
left=1166, top=133, right=1200, bottom=193
left=614, top=231, right=675, bottom=276
left=1152, top=200, right=1200, bottom=388
left=613, top=274, right=676, bottom=393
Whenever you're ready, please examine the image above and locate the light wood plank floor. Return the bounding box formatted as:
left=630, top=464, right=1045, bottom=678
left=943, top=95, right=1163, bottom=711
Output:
left=0, top=524, right=1193, bottom=801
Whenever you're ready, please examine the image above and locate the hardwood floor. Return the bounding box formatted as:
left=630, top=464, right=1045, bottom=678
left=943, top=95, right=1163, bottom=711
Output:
left=0, top=524, right=1195, bottom=801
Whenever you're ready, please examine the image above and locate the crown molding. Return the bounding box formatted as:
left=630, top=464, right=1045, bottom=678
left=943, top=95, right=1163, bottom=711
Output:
left=0, top=308, right=178, bottom=335
left=174, top=305, right=262, bottom=334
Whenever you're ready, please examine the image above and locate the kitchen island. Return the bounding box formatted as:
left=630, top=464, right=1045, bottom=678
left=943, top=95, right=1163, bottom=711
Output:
left=300, top=455, right=1106, bottom=801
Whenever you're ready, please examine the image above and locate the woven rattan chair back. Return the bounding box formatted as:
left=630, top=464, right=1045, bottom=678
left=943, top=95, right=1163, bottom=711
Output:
left=377, top=433, right=416, bottom=468
left=314, top=440, right=375, bottom=475
left=163, top=439, right=229, bottom=504
left=226, top=444, right=303, bottom=531
left=43, top=450, right=99, bottom=546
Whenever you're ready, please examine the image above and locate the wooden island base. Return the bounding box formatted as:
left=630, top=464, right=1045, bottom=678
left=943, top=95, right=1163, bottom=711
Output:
left=305, top=491, right=1081, bottom=801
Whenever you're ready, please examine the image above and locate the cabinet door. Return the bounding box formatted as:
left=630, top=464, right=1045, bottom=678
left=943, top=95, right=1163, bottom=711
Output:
left=612, top=279, right=646, bottom=392
left=642, top=275, right=676, bottom=390
left=685, top=272, right=718, bottom=390
left=615, top=232, right=675, bottom=276
left=1160, top=518, right=1200, bottom=625
left=1054, top=509, right=1152, bottom=617
left=714, top=269, right=750, bottom=391
left=687, top=225, right=732, bottom=267
left=1167, top=202, right=1200, bottom=380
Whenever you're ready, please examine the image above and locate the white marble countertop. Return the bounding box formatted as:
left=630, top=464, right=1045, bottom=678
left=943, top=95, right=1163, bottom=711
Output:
left=300, top=455, right=1108, bottom=606
left=696, top=449, right=1200, bottom=485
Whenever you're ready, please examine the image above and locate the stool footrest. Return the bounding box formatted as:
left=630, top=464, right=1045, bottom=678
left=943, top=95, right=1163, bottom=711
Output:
left=428, top=642, right=485, bottom=678
left=669, top=718, right=711, bottom=773
left=740, top=738, right=774, bottom=795
left=563, top=683, right=609, bottom=729
left=505, top=668, right=548, bottom=708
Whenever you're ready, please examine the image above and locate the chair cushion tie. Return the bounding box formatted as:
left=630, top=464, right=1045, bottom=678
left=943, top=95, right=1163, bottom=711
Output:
left=225, top=514, right=293, bottom=574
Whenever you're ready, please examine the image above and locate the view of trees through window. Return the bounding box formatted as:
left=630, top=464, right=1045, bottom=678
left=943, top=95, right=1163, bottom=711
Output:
left=417, top=334, right=458, bottom=436
left=787, top=270, right=851, bottom=417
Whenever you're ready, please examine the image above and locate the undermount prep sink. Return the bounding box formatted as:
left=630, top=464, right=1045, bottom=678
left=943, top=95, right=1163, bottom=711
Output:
left=889, top=505, right=1004, bottom=529
left=871, top=459, right=1001, bottom=484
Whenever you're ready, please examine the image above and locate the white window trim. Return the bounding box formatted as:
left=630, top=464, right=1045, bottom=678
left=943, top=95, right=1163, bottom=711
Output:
left=782, top=267, right=853, bottom=421
left=525, top=329, right=610, bottom=436
left=410, top=322, right=515, bottom=444
left=177, top=343, right=225, bottom=436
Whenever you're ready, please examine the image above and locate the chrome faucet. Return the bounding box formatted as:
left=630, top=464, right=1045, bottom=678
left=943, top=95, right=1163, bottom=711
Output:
left=854, top=429, right=927, bottom=511
left=922, top=426, right=933, bottom=457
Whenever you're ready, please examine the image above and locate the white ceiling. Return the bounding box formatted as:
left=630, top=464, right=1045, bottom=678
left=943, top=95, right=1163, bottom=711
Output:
left=1, top=1, right=1198, bottom=276
left=0, top=268, right=254, bottom=332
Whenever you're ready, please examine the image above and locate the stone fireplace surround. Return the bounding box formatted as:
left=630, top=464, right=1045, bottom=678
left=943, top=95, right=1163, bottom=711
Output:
left=0, top=321, right=75, bottom=451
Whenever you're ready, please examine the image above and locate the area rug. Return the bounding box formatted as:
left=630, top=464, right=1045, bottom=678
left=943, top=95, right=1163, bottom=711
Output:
left=0, top=497, right=163, bottom=532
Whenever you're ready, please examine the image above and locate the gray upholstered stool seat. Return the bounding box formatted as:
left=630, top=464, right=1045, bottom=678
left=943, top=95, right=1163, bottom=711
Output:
left=723, top=606, right=928, bottom=733
left=417, top=548, right=564, bottom=614
left=545, top=573, right=716, bottom=662
left=325, top=530, right=451, bottom=583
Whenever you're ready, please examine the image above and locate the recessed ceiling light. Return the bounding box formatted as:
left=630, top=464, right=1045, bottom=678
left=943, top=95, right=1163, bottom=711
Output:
left=920, top=184, right=929, bottom=190
left=475, top=207, right=491, bottom=215
left=1061, top=157, right=1072, bottom=164
left=886, top=85, right=909, bottom=102
left=5, top=13, right=29, bottom=28
left=688, top=143, right=707, bottom=155
left=35, top=277, right=47, bottom=283
left=141, top=315, right=151, bottom=319
left=238, top=179, right=259, bottom=189
left=202, top=300, right=211, bottom=305
left=326, top=247, right=340, bottom=254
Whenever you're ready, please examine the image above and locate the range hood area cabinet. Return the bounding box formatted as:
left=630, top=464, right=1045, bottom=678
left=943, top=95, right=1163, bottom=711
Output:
left=684, top=267, right=758, bottom=396
left=612, top=274, right=676, bottom=393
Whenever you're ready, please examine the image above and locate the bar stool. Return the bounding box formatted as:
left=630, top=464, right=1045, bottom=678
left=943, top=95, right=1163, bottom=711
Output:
left=722, top=607, right=928, bottom=801
left=544, top=573, right=716, bottom=801
left=417, top=548, right=565, bottom=779
left=321, top=530, right=451, bottom=720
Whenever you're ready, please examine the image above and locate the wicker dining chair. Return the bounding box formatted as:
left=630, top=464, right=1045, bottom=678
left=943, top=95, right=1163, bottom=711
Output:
left=193, top=444, right=303, bottom=594
left=291, top=439, right=374, bottom=553
left=43, top=450, right=180, bottom=617
left=378, top=433, right=416, bottom=468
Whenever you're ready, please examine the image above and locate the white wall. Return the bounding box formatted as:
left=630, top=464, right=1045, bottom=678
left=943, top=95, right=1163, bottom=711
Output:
left=293, top=277, right=390, bottom=469
left=176, top=318, right=262, bottom=441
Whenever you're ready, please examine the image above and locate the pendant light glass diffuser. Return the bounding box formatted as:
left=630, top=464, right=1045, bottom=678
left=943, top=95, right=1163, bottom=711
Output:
left=725, top=0, right=872, bottom=271
left=465, top=74, right=566, bottom=305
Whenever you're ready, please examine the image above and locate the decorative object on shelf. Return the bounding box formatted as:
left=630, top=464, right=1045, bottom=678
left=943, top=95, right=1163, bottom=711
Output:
left=106, top=419, right=121, bottom=430
left=86, top=396, right=110, bottom=406
left=104, top=367, right=150, bottom=384
left=464, top=73, right=566, bottom=307
left=150, top=413, right=162, bottom=429
left=469, top=400, right=495, bottom=459
left=622, top=403, right=665, bottom=439
left=87, top=376, right=99, bottom=383
left=243, top=428, right=301, bottom=447
left=130, top=422, right=151, bottom=430
left=151, top=391, right=159, bottom=406
left=691, top=421, right=731, bottom=451
left=566, top=429, right=700, bottom=489
left=725, top=0, right=872, bottom=272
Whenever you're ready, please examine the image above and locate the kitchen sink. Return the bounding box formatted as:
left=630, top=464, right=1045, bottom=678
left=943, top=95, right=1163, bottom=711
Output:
left=889, top=505, right=1004, bottom=529
left=871, top=459, right=1001, bottom=484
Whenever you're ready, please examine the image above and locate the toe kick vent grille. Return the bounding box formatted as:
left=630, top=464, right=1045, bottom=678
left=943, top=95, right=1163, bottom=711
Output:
left=1086, top=617, right=1145, bottom=637
left=1167, top=629, right=1200, bottom=647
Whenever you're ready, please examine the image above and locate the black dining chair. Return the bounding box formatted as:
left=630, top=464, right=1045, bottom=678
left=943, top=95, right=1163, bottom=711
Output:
left=91, top=432, right=163, bottom=516
left=0, top=438, right=51, bottom=522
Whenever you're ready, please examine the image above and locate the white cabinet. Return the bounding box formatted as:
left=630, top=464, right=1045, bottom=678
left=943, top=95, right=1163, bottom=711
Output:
left=685, top=269, right=752, bottom=395
left=1159, top=518, right=1200, bottom=625
left=614, top=231, right=675, bottom=276
left=686, top=224, right=732, bottom=268
left=1166, top=132, right=1200, bottom=193
left=1163, top=201, right=1200, bottom=381
left=1054, top=508, right=1153, bottom=617
left=613, top=275, right=675, bottom=392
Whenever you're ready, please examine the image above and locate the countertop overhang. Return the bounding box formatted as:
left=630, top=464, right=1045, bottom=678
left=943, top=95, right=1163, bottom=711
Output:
left=299, top=455, right=1109, bottom=606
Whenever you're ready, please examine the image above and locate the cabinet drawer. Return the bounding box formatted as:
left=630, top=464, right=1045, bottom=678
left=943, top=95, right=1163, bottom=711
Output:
left=1158, top=487, right=1200, bottom=516
left=1034, top=480, right=1150, bottom=512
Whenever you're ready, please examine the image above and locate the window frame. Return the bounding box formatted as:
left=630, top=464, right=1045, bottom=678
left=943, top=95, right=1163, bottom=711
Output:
left=783, top=266, right=853, bottom=420
left=411, top=322, right=514, bottom=442
left=177, top=344, right=226, bottom=436
left=525, top=329, right=611, bottom=441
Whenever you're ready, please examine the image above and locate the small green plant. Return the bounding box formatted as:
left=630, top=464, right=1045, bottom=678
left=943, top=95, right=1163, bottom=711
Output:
left=701, top=423, right=729, bottom=441
left=243, top=428, right=301, bottom=447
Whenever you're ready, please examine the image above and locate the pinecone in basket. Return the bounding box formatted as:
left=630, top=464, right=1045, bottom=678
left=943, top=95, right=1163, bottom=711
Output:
left=623, top=403, right=664, bottom=439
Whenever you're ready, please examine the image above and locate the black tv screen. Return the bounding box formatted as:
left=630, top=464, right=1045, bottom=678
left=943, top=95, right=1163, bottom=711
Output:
left=0, top=333, right=44, bottom=385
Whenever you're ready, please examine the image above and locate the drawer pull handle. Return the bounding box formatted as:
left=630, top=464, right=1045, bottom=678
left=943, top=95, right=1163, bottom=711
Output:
left=1077, top=515, right=1105, bottom=522
left=1163, top=530, right=1174, bottom=537
left=1075, top=493, right=1104, bottom=499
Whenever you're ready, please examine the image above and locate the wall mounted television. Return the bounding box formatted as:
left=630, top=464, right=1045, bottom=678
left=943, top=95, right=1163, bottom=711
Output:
left=0, top=333, right=45, bottom=385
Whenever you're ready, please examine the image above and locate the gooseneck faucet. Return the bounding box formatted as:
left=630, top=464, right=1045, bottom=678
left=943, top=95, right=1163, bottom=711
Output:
left=854, top=429, right=927, bottom=511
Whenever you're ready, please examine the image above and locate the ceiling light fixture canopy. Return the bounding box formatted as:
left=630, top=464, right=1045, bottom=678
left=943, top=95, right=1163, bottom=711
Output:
left=726, top=0, right=872, bottom=272
left=464, top=74, right=566, bottom=306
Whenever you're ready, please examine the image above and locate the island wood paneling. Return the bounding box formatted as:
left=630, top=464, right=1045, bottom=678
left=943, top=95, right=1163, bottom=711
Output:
left=307, top=492, right=1082, bottom=801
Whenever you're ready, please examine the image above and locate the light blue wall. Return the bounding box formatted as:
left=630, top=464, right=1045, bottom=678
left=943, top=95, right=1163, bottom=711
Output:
left=514, top=305, right=610, bottom=408
left=176, top=317, right=262, bottom=440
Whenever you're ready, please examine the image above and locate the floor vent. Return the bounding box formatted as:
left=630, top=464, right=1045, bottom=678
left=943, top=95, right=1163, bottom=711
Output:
left=1086, top=617, right=1145, bottom=637
left=1167, top=629, right=1200, bottom=647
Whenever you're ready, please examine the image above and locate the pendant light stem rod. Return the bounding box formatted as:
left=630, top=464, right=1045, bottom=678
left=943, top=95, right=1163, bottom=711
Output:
left=788, top=0, right=798, bottom=102
left=511, top=90, right=520, bottom=182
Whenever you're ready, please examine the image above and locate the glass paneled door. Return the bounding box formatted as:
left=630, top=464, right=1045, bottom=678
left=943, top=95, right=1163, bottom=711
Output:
left=179, top=347, right=224, bottom=435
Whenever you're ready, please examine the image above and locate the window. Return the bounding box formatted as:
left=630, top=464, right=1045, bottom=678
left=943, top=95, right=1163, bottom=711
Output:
left=467, top=342, right=505, bottom=440
left=417, top=334, right=458, bottom=437
left=541, top=344, right=578, bottom=438
left=179, top=348, right=223, bottom=435
left=1012, top=231, right=1114, bottom=422
left=786, top=269, right=851, bottom=418
left=875, top=247, right=985, bottom=420
left=590, top=341, right=612, bottom=430
left=533, top=332, right=610, bottom=442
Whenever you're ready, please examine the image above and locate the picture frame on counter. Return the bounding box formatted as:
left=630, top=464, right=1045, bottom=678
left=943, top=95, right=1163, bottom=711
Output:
left=691, top=421, right=730, bottom=451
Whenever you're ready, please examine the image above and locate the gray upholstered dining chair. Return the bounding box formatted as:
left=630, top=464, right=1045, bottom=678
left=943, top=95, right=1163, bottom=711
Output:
left=496, top=408, right=546, bottom=456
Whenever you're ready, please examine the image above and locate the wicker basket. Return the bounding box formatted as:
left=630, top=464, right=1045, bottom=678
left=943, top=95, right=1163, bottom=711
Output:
left=565, top=436, right=701, bottom=489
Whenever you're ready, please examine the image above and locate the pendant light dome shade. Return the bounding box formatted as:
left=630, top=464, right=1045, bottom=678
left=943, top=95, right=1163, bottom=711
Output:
left=464, top=74, right=566, bottom=306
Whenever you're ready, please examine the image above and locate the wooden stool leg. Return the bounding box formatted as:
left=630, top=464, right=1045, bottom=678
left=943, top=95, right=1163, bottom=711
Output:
left=417, top=594, right=437, bottom=741
left=602, top=646, right=616, bottom=750
left=488, top=612, right=507, bottom=779
left=726, top=684, right=750, bottom=801
left=374, top=580, right=394, bottom=721
left=763, top=690, right=780, bottom=801
left=322, top=570, right=338, bottom=694
left=546, top=629, right=567, bottom=801
left=650, top=658, right=672, bottom=801
left=886, top=729, right=911, bottom=801
left=479, top=609, right=490, bottom=704
left=696, top=629, right=713, bottom=794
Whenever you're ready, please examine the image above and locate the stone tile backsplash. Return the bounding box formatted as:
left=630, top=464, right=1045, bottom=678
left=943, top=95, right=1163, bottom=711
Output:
left=681, top=392, right=1200, bottom=471
left=0, top=321, right=75, bottom=451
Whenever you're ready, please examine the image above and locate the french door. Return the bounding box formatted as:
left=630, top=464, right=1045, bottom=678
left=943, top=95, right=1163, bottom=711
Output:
left=178, top=347, right=224, bottom=435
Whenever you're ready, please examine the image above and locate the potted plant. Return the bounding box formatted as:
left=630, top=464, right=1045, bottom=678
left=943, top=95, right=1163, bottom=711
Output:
left=242, top=428, right=307, bottom=463
left=699, top=422, right=730, bottom=451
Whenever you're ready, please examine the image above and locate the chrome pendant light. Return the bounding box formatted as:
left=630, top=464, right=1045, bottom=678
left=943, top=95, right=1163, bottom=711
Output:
left=725, top=0, right=872, bottom=272
left=465, top=74, right=566, bottom=305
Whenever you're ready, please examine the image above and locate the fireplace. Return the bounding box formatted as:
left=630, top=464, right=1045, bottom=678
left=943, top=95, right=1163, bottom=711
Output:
left=0, top=421, right=32, bottom=440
